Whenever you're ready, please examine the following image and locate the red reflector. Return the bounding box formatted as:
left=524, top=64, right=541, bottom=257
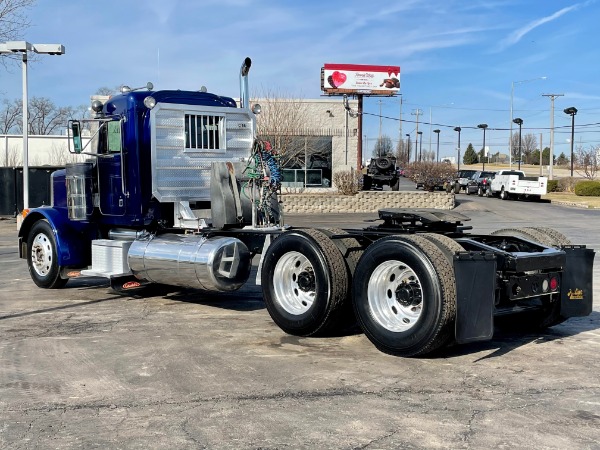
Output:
left=549, top=277, right=559, bottom=291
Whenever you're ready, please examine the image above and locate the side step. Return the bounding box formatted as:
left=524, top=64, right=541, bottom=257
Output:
left=80, top=239, right=133, bottom=278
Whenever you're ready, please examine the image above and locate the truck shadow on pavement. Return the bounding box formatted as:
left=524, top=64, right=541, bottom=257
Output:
left=438, top=311, right=600, bottom=360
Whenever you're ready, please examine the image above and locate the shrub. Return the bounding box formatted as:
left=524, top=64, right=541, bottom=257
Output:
left=558, top=177, right=577, bottom=193
left=333, top=169, right=362, bottom=195
left=406, top=161, right=455, bottom=191
left=574, top=180, right=600, bottom=196
left=547, top=180, right=559, bottom=192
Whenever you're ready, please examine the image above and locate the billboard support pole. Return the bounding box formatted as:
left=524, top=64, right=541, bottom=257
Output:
left=357, top=94, right=363, bottom=170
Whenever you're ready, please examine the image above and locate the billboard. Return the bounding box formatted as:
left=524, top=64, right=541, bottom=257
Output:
left=321, top=63, right=400, bottom=95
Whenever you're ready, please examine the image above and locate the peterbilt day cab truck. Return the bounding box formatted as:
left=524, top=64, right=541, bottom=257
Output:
left=17, top=58, right=594, bottom=357
left=489, top=169, right=548, bottom=200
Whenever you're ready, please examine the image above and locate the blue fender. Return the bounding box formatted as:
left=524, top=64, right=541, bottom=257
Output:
left=18, top=207, right=97, bottom=267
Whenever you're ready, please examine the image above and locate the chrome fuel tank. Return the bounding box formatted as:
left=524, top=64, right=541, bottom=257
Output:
left=128, top=234, right=251, bottom=291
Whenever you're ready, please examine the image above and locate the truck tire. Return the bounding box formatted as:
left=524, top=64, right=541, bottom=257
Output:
left=362, top=175, right=372, bottom=191
left=320, top=228, right=363, bottom=275
left=321, top=228, right=365, bottom=330
left=477, top=186, right=484, bottom=197
left=491, top=227, right=555, bottom=247
left=27, top=220, right=68, bottom=289
left=526, top=227, right=572, bottom=247
left=421, top=233, right=464, bottom=261
left=500, top=188, right=509, bottom=200
left=352, top=235, right=456, bottom=356
left=391, top=179, right=400, bottom=191
left=261, top=229, right=350, bottom=337
left=486, top=187, right=493, bottom=198
left=375, top=157, right=392, bottom=170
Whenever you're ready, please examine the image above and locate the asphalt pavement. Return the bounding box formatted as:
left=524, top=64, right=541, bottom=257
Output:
left=1, top=192, right=599, bottom=449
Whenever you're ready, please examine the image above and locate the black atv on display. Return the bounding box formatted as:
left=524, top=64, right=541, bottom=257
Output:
left=363, top=155, right=399, bottom=191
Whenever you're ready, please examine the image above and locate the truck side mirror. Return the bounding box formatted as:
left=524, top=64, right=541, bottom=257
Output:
left=70, top=120, right=83, bottom=154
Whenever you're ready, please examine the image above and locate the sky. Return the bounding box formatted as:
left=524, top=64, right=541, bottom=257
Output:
left=1, top=0, right=600, bottom=161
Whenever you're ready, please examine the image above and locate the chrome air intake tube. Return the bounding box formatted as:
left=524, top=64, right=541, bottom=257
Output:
left=128, top=233, right=251, bottom=292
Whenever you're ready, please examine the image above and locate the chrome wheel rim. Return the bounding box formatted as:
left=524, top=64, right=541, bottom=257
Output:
left=273, top=251, right=316, bottom=315
left=367, top=260, right=423, bottom=332
left=31, top=232, right=53, bottom=277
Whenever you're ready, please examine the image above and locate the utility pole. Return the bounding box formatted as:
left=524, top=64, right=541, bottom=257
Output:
left=539, top=133, right=543, bottom=175
left=542, top=93, right=563, bottom=180
left=378, top=100, right=383, bottom=140
left=411, top=109, right=422, bottom=162
left=398, top=95, right=403, bottom=157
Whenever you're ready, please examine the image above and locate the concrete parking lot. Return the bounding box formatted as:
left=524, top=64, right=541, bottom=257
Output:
left=1, top=195, right=599, bottom=449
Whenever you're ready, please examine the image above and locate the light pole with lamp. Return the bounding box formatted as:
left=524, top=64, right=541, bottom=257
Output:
left=0, top=41, right=65, bottom=212
left=510, top=77, right=546, bottom=168
left=512, top=118, right=523, bottom=170
left=433, top=129, right=440, bottom=162
left=417, top=131, right=423, bottom=161
left=405, top=133, right=410, bottom=163
left=477, top=124, right=488, bottom=171
left=454, top=127, right=461, bottom=171
left=564, top=107, right=578, bottom=177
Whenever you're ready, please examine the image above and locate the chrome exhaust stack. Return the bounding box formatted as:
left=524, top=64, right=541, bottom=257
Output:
left=239, top=57, right=252, bottom=109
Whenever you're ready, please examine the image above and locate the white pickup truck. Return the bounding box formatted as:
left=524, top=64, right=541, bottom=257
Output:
left=489, top=170, right=548, bottom=200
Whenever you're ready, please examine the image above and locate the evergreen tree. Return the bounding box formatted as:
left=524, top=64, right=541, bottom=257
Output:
left=556, top=152, right=569, bottom=166
left=463, top=143, right=478, bottom=165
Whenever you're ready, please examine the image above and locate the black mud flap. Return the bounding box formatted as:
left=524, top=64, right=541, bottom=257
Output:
left=110, top=275, right=151, bottom=294
left=454, top=252, right=497, bottom=344
left=560, top=246, right=595, bottom=318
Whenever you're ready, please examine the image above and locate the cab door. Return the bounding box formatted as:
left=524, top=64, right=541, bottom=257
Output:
left=97, top=121, right=127, bottom=216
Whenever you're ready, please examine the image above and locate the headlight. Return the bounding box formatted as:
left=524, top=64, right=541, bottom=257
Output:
left=144, top=96, right=156, bottom=109
left=252, top=103, right=262, bottom=115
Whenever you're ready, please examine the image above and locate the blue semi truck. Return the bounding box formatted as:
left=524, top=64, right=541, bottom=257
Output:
left=17, top=58, right=595, bottom=356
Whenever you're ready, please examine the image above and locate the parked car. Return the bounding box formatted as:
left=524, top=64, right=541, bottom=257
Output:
left=362, top=154, right=399, bottom=190
left=446, top=169, right=478, bottom=194
left=465, top=171, right=496, bottom=196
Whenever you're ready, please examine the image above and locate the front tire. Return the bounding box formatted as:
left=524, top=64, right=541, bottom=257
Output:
left=352, top=235, right=456, bottom=356
left=261, top=229, right=350, bottom=336
left=27, top=220, right=68, bottom=289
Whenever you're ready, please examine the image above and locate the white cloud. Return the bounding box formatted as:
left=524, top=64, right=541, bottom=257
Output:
left=496, top=3, right=584, bottom=51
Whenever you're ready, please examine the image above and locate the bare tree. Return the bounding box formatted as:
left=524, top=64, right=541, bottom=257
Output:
left=395, top=138, right=411, bottom=165
left=575, top=144, right=599, bottom=180
left=95, top=86, right=120, bottom=96
left=254, top=90, right=330, bottom=168
left=0, top=0, right=36, bottom=68
left=372, top=135, right=393, bottom=158
left=0, top=98, right=21, bottom=133
left=511, top=132, right=537, bottom=162
left=0, top=144, right=21, bottom=166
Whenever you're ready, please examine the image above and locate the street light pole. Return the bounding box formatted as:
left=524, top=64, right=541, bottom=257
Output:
left=513, top=118, right=523, bottom=170
left=405, top=133, right=410, bottom=163
left=564, top=107, right=578, bottom=177
left=454, top=127, right=461, bottom=171
left=0, top=41, right=65, bottom=211
left=433, top=129, right=440, bottom=162
left=477, top=124, right=488, bottom=171
left=417, top=131, right=423, bottom=161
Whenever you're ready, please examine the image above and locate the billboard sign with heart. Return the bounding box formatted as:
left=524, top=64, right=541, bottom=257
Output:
left=321, top=63, right=400, bottom=95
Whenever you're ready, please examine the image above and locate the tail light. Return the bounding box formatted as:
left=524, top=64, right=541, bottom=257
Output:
left=549, top=276, right=559, bottom=291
